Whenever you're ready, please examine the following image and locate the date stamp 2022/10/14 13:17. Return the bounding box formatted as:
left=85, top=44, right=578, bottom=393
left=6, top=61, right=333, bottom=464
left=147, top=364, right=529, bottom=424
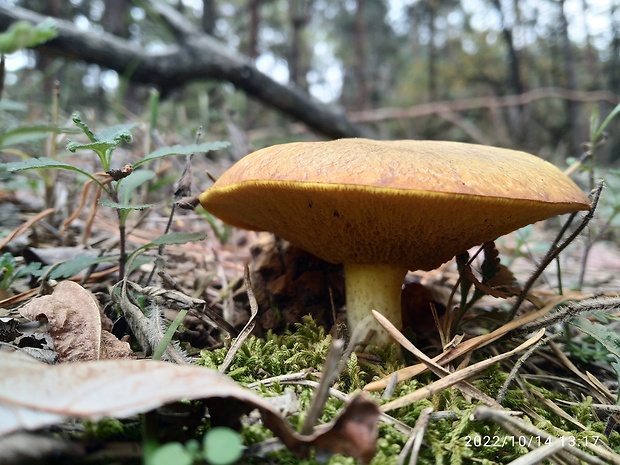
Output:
left=465, top=434, right=602, bottom=449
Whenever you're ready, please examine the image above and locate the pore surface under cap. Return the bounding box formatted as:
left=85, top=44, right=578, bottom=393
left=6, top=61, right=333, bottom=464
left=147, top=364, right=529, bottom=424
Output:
left=199, top=139, right=590, bottom=270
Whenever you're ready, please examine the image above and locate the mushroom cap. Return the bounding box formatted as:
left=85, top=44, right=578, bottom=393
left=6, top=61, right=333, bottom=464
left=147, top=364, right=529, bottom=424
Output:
left=199, top=139, right=590, bottom=271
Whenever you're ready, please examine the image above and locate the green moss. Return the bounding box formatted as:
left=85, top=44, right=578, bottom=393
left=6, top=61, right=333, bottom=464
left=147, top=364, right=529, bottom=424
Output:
left=198, top=316, right=619, bottom=464
left=82, top=418, right=138, bottom=440
left=199, top=316, right=367, bottom=391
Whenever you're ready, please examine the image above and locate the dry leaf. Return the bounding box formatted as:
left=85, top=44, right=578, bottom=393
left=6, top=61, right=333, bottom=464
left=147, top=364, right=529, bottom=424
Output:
left=19, top=281, right=132, bottom=362
left=312, top=394, right=380, bottom=464
left=0, top=353, right=379, bottom=463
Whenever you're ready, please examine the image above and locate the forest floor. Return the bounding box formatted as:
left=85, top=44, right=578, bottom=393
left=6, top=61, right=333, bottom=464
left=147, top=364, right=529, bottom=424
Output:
left=2, top=139, right=620, bottom=465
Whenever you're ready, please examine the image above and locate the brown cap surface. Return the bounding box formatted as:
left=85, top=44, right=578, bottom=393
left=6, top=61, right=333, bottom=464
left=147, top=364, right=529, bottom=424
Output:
left=199, top=139, right=590, bottom=271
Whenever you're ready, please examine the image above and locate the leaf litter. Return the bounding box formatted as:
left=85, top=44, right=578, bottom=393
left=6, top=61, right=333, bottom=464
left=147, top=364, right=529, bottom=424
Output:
left=18, top=280, right=133, bottom=362
left=2, top=121, right=620, bottom=464
left=0, top=352, right=379, bottom=463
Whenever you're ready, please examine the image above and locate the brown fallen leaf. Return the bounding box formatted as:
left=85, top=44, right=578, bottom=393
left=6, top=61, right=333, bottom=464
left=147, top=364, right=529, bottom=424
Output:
left=311, top=393, right=380, bottom=464
left=19, top=281, right=133, bottom=362
left=0, top=353, right=379, bottom=463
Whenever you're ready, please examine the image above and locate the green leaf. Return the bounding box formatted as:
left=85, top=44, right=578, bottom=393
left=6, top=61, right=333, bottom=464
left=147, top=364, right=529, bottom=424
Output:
left=136, top=141, right=230, bottom=167
left=572, top=313, right=620, bottom=361
left=97, top=123, right=138, bottom=145
left=15, top=261, right=43, bottom=280
left=153, top=309, right=188, bottom=361
left=593, top=102, right=620, bottom=142
left=0, top=18, right=57, bottom=54
left=98, top=198, right=156, bottom=211
left=150, top=232, right=206, bottom=246
left=117, top=169, right=155, bottom=205
left=0, top=253, right=16, bottom=288
left=67, top=119, right=137, bottom=156
left=66, top=140, right=112, bottom=154
left=0, top=126, right=80, bottom=149
left=4, top=157, right=88, bottom=177
left=71, top=114, right=98, bottom=143
left=0, top=100, right=28, bottom=112
left=203, top=427, right=243, bottom=465
left=47, top=256, right=118, bottom=280
left=589, top=106, right=600, bottom=142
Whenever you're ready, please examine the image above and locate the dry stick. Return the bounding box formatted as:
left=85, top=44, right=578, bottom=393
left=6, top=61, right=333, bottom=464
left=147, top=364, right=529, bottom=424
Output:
left=219, top=266, right=259, bottom=373
left=62, top=178, right=94, bottom=235
left=245, top=378, right=413, bottom=459
left=397, top=406, right=434, bottom=465
left=373, top=310, right=502, bottom=408
left=578, top=218, right=612, bottom=291
left=123, top=280, right=238, bottom=337
left=248, top=373, right=414, bottom=435
left=300, top=338, right=345, bottom=435
left=281, top=379, right=413, bottom=436
left=380, top=329, right=546, bottom=411
left=246, top=88, right=620, bottom=140
left=145, top=128, right=203, bottom=286
left=348, top=88, right=620, bottom=124
left=547, top=340, right=620, bottom=429
left=247, top=371, right=315, bottom=390
left=559, top=402, right=620, bottom=414
left=472, top=406, right=617, bottom=465
left=529, top=389, right=588, bottom=432
left=374, top=311, right=545, bottom=411
left=84, top=182, right=104, bottom=244
left=508, top=181, right=602, bottom=320
left=0, top=208, right=55, bottom=250
left=381, top=374, right=399, bottom=400
left=577, top=187, right=613, bottom=291
left=512, top=296, right=620, bottom=338
left=300, top=318, right=369, bottom=435
left=496, top=333, right=562, bottom=405
left=365, top=293, right=572, bottom=391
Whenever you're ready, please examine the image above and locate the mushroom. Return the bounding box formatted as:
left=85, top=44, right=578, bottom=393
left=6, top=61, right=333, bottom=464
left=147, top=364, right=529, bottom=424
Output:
left=199, top=139, right=590, bottom=345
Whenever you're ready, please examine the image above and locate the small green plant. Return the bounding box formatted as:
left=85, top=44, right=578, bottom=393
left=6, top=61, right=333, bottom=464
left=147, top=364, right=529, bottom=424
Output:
left=570, top=311, right=620, bottom=372
left=571, top=102, right=620, bottom=290
left=148, top=427, right=243, bottom=465
left=0, top=252, right=41, bottom=290
left=3, top=115, right=229, bottom=280
left=0, top=18, right=57, bottom=55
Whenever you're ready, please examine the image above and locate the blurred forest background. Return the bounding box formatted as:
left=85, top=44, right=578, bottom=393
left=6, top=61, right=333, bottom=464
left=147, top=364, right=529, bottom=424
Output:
left=1, top=0, right=619, bottom=164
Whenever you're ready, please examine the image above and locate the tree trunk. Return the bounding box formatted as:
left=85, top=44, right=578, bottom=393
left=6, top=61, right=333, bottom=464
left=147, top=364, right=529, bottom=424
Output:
left=36, top=0, right=62, bottom=97
left=490, top=0, right=526, bottom=139
left=558, top=0, right=582, bottom=152
left=288, top=0, right=311, bottom=91
left=202, top=0, right=217, bottom=35
left=427, top=0, right=437, bottom=102
left=103, top=0, right=140, bottom=113
left=354, top=0, right=367, bottom=110
left=248, top=0, right=260, bottom=61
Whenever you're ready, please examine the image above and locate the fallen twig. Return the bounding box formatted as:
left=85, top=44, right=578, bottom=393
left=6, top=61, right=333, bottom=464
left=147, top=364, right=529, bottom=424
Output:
left=219, top=266, right=259, bottom=373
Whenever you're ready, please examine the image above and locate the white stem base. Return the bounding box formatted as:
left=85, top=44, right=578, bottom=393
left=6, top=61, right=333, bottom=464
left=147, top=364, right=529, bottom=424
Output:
left=344, top=263, right=408, bottom=346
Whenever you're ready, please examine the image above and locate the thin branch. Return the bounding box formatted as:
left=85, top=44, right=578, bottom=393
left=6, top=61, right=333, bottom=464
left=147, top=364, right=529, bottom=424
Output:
left=0, top=4, right=372, bottom=140
left=348, top=87, right=620, bottom=123
left=508, top=181, right=602, bottom=319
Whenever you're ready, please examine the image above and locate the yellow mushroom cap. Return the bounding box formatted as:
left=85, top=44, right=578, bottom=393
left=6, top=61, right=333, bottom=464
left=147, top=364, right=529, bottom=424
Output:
left=199, top=139, right=590, bottom=271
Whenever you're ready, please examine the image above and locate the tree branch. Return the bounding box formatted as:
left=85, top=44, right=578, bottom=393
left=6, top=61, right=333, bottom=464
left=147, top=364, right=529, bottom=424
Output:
left=0, top=4, right=374, bottom=140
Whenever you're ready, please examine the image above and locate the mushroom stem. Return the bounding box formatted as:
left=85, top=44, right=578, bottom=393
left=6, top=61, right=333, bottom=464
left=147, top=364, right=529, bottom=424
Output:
left=344, top=263, right=408, bottom=345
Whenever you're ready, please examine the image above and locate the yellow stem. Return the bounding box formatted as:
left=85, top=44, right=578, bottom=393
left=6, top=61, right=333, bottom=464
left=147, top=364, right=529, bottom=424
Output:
left=344, top=263, right=408, bottom=346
